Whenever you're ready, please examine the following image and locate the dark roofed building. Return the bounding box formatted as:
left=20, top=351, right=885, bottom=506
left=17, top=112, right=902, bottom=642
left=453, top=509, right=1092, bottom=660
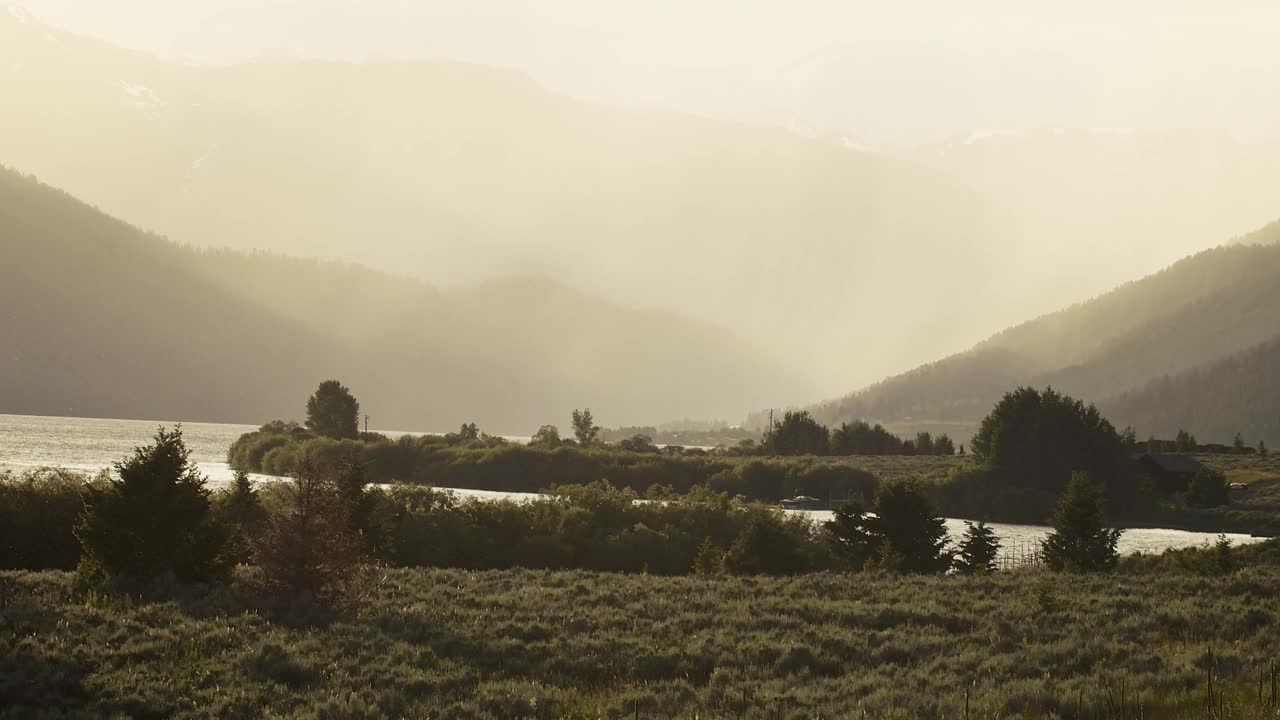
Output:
left=1133, top=453, right=1206, bottom=494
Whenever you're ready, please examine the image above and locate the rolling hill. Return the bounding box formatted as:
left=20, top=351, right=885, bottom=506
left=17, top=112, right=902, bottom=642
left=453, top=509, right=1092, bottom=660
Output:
left=0, top=167, right=810, bottom=431
left=798, top=220, right=1280, bottom=445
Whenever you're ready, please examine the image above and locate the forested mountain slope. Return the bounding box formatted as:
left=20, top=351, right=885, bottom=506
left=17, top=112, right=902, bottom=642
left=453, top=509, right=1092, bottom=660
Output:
left=801, top=222, right=1280, bottom=444
left=1104, top=336, right=1280, bottom=446
left=0, top=168, right=810, bottom=431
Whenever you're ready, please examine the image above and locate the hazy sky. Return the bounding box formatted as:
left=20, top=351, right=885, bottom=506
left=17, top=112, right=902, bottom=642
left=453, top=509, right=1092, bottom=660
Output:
left=14, top=0, right=1280, bottom=146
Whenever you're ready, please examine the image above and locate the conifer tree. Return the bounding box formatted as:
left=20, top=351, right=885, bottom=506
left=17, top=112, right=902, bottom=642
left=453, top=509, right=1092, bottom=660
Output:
left=1042, top=473, right=1122, bottom=572
left=953, top=521, right=1000, bottom=574
left=76, top=427, right=228, bottom=584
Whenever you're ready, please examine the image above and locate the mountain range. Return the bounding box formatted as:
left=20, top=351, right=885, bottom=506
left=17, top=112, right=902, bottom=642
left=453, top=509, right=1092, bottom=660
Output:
left=0, top=167, right=808, bottom=431
left=9, top=7, right=1280, bottom=395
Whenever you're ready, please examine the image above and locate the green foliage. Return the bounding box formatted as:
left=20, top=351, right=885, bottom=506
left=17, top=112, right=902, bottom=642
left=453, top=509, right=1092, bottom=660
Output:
left=446, top=422, right=482, bottom=445
left=75, top=427, right=228, bottom=584
left=692, top=537, right=724, bottom=576
left=1042, top=473, right=1123, bottom=573
left=305, top=380, right=360, bottom=440
left=0, top=468, right=95, bottom=571
left=254, top=454, right=365, bottom=607
left=213, top=471, right=267, bottom=565
left=1175, top=429, right=1199, bottom=453
left=617, top=434, right=660, bottom=454
left=230, top=427, right=882, bottom=505
left=828, top=420, right=916, bottom=455
left=824, top=485, right=951, bottom=574
left=954, top=521, right=1000, bottom=574
left=969, top=387, right=1134, bottom=515
left=371, top=481, right=823, bottom=576
left=823, top=500, right=877, bottom=571
left=529, top=425, right=563, bottom=449
left=1185, top=469, right=1231, bottom=509
left=867, top=482, right=952, bottom=574
left=571, top=409, right=600, bottom=447
left=762, top=410, right=829, bottom=456
left=722, top=509, right=808, bottom=575
left=933, top=433, right=957, bottom=456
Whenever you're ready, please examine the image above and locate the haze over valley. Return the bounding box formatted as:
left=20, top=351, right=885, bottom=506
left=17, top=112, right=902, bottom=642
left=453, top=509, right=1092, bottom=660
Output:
left=5, top=2, right=1280, bottom=419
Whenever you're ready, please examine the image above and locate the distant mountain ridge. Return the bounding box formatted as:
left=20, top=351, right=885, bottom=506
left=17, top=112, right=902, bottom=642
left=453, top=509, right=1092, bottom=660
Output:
left=798, top=221, right=1280, bottom=445
left=0, top=167, right=811, bottom=431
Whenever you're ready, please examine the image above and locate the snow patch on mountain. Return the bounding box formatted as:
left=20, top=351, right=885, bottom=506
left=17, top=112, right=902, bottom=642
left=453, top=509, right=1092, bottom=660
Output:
left=6, top=4, right=31, bottom=23
left=118, top=80, right=165, bottom=109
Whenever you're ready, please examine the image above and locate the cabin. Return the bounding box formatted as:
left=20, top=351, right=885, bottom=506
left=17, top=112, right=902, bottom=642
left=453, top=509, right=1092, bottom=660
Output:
left=780, top=495, right=822, bottom=510
left=1133, top=453, right=1206, bottom=494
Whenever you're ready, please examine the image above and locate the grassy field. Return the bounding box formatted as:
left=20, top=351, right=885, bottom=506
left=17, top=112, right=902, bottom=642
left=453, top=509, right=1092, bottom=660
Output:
left=4, top=567, right=1280, bottom=719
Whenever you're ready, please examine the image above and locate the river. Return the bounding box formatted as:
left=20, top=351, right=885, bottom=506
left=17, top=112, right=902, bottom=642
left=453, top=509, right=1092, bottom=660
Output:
left=0, top=413, right=1265, bottom=556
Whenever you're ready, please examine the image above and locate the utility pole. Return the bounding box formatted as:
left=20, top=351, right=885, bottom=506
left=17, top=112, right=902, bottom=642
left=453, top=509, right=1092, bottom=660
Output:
left=364, top=414, right=369, bottom=435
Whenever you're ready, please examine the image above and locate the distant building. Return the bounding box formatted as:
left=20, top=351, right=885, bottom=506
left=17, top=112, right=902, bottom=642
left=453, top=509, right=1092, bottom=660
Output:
left=1133, top=453, right=1206, bottom=494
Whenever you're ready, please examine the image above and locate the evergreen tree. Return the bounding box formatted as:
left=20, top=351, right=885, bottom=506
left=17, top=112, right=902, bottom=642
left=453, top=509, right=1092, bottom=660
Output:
left=1233, top=433, right=1247, bottom=454
left=933, top=434, right=956, bottom=456
left=215, top=470, right=266, bottom=565
left=866, top=482, right=951, bottom=573
left=305, top=380, right=360, bottom=440
left=1041, top=473, right=1122, bottom=572
left=76, top=426, right=228, bottom=584
left=1119, top=426, right=1138, bottom=448
left=1174, top=429, right=1198, bottom=453
left=1260, top=440, right=1269, bottom=457
left=915, top=432, right=934, bottom=455
left=953, top=521, right=1000, bottom=574
left=692, top=537, right=724, bottom=576
left=822, top=500, right=877, bottom=571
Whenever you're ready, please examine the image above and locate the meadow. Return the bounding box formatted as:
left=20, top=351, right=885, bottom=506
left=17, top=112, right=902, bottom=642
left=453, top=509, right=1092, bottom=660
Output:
left=4, top=565, right=1280, bottom=719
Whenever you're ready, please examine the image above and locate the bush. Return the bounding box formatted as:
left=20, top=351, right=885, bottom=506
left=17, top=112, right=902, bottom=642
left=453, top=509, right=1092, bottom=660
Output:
left=254, top=454, right=366, bottom=607
left=228, top=428, right=879, bottom=504
left=1185, top=469, right=1230, bottom=508
left=723, top=508, right=810, bottom=575
left=0, top=468, right=95, bottom=570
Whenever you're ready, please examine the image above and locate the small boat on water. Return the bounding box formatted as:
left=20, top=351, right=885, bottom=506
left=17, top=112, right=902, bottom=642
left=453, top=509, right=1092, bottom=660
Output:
left=780, top=495, right=823, bottom=510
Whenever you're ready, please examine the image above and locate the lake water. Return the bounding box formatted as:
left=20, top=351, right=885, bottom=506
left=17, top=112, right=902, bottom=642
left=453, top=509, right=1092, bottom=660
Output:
left=0, top=413, right=1266, bottom=557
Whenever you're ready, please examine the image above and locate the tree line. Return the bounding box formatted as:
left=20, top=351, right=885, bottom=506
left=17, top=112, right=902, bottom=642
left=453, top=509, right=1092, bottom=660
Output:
left=1, top=426, right=1134, bottom=602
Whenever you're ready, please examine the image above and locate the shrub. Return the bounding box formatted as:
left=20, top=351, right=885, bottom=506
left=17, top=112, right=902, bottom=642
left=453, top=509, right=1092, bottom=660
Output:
left=1184, top=469, right=1230, bottom=508
left=0, top=468, right=94, bottom=570
left=255, top=454, right=365, bottom=607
